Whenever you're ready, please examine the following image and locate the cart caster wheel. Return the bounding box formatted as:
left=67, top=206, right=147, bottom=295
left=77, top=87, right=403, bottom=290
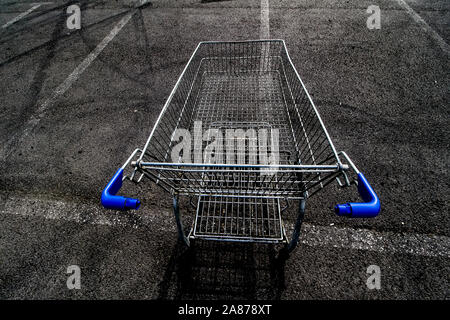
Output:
left=187, top=238, right=196, bottom=248
left=272, top=247, right=288, bottom=290
left=178, top=236, right=190, bottom=248
left=277, top=247, right=290, bottom=262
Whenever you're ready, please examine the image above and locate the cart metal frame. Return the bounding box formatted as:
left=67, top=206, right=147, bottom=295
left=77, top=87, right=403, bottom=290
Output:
left=101, top=40, right=380, bottom=253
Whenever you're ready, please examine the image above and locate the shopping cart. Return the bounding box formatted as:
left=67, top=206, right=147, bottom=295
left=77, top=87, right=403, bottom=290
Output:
left=101, top=40, right=380, bottom=253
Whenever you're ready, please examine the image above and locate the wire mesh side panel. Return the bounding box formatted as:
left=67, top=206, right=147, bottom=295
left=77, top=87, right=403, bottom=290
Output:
left=139, top=41, right=340, bottom=197
left=277, top=58, right=334, bottom=165
left=277, top=44, right=339, bottom=195
left=141, top=44, right=206, bottom=164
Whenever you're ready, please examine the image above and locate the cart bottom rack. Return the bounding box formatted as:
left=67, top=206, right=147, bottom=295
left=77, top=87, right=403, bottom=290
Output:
left=193, top=196, right=284, bottom=243
left=101, top=40, right=380, bottom=254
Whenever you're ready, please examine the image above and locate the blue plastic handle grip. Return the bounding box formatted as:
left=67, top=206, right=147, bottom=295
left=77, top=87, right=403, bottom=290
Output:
left=335, top=173, right=380, bottom=218
left=101, top=168, right=140, bottom=210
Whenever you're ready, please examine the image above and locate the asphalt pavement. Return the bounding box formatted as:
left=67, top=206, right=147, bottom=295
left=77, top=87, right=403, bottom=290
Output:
left=0, top=0, right=448, bottom=299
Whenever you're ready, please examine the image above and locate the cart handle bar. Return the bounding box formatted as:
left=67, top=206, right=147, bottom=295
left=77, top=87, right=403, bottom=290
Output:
left=101, top=168, right=140, bottom=210
left=335, top=152, right=380, bottom=218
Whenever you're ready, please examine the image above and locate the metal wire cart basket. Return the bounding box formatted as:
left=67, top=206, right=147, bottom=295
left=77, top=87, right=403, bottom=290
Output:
left=101, top=40, right=380, bottom=253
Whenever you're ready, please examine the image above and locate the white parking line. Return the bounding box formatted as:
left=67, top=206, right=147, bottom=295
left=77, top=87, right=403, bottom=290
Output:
left=2, top=195, right=449, bottom=258
left=395, top=0, right=449, bottom=54
left=260, top=0, right=269, bottom=39
left=298, top=223, right=450, bottom=258
left=39, top=10, right=135, bottom=111
left=0, top=9, right=138, bottom=160
left=2, top=3, right=43, bottom=29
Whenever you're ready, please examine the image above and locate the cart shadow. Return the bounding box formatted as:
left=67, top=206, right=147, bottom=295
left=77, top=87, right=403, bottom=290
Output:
left=157, top=239, right=287, bottom=300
